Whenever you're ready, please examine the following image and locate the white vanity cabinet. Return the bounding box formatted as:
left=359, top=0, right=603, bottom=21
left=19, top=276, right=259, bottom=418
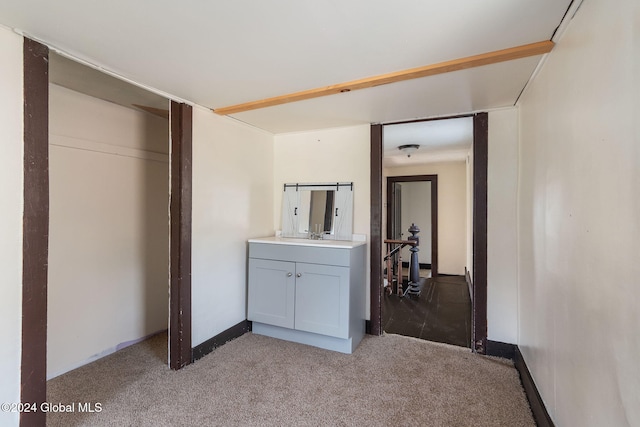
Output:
left=247, top=237, right=366, bottom=354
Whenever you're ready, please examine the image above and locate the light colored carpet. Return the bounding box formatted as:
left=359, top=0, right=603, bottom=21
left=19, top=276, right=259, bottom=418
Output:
left=47, top=332, right=534, bottom=426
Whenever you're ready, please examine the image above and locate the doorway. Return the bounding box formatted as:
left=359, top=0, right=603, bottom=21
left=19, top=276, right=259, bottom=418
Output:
left=382, top=174, right=474, bottom=347
left=369, top=113, right=488, bottom=353
left=386, top=175, right=438, bottom=278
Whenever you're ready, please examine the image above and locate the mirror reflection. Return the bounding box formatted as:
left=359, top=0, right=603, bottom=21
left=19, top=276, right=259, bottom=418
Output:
left=298, top=190, right=335, bottom=235
left=281, top=182, right=353, bottom=241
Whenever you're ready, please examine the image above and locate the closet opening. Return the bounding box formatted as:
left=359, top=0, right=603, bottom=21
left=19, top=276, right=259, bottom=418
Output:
left=20, top=39, right=193, bottom=425
left=47, top=51, right=172, bottom=377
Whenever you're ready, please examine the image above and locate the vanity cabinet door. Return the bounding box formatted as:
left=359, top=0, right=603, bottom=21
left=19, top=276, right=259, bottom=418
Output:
left=294, top=262, right=350, bottom=339
left=248, top=259, right=296, bottom=329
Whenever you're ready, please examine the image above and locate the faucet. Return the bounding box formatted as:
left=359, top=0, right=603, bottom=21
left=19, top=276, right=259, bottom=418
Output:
left=309, top=224, right=324, bottom=240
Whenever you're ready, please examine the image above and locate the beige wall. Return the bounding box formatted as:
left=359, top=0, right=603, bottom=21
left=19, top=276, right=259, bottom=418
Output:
left=192, top=107, right=274, bottom=346
left=0, top=27, right=23, bottom=427
left=487, top=108, right=519, bottom=344
left=517, top=0, right=640, bottom=424
left=48, top=84, right=170, bottom=377
left=465, top=149, right=473, bottom=278
left=274, top=125, right=371, bottom=315
left=385, top=161, right=467, bottom=275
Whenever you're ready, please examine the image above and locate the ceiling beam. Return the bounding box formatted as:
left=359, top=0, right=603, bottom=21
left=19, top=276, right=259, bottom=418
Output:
left=213, top=40, right=554, bottom=116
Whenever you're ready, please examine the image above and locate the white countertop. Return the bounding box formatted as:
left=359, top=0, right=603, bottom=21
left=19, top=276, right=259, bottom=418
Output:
left=248, top=236, right=366, bottom=249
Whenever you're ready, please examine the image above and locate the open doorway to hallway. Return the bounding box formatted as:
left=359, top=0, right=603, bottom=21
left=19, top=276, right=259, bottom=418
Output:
left=380, top=117, right=473, bottom=348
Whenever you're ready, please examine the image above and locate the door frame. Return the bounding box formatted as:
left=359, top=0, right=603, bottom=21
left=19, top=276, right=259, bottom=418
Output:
left=20, top=38, right=193, bottom=425
left=386, top=175, right=438, bottom=277
left=369, top=113, right=488, bottom=354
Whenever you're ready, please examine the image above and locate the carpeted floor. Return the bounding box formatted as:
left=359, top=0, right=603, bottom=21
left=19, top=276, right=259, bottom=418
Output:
left=47, top=332, right=534, bottom=426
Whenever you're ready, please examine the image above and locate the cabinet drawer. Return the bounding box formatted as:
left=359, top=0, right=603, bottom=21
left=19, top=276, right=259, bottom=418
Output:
left=249, top=242, right=351, bottom=267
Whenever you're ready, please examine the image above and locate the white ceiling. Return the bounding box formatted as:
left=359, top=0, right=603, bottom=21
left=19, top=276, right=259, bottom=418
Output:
left=0, top=1, right=572, bottom=133
left=383, top=117, right=473, bottom=167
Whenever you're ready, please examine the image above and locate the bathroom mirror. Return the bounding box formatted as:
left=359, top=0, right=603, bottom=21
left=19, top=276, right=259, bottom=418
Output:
left=281, top=182, right=353, bottom=241
left=298, top=190, right=335, bottom=235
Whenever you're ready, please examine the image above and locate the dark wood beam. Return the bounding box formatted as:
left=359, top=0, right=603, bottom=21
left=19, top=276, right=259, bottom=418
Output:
left=21, top=37, right=49, bottom=427
left=169, top=101, right=193, bottom=369
left=369, top=124, right=383, bottom=336
left=472, top=112, right=488, bottom=354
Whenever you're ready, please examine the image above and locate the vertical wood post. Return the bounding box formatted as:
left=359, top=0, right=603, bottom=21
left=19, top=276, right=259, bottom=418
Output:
left=472, top=112, right=488, bottom=354
left=21, top=37, right=49, bottom=427
left=170, top=101, right=193, bottom=369
left=408, top=223, right=420, bottom=285
left=369, top=124, right=383, bottom=335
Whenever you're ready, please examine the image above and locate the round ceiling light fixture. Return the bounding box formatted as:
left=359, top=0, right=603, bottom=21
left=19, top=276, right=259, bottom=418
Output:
left=398, top=144, right=420, bottom=157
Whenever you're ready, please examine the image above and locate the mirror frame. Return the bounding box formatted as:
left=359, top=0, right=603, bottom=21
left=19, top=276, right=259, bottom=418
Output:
left=281, top=182, right=354, bottom=241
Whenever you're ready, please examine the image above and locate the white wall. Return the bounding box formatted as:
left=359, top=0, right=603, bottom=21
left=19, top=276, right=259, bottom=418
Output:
left=273, top=125, right=371, bottom=314
left=517, top=0, right=640, bottom=425
left=385, top=161, right=467, bottom=275
left=0, top=27, right=23, bottom=427
left=48, top=84, right=169, bottom=377
left=192, top=107, right=274, bottom=346
left=399, top=181, right=432, bottom=263
left=487, top=108, right=519, bottom=344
